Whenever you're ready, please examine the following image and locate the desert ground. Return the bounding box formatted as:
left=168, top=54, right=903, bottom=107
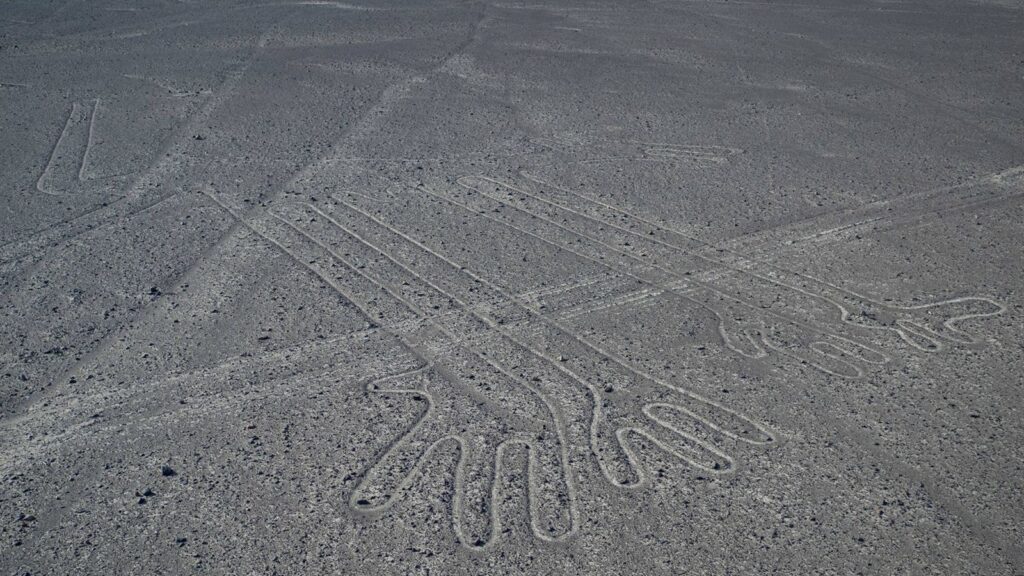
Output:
left=1, top=0, right=1023, bottom=573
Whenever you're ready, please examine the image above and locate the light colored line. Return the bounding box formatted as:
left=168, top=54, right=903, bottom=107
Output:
left=722, top=165, right=1024, bottom=255
left=78, top=98, right=99, bottom=182
left=35, top=103, right=82, bottom=195
left=272, top=209, right=580, bottom=546
left=554, top=288, right=662, bottom=322
left=214, top=198, right=579, bottom=547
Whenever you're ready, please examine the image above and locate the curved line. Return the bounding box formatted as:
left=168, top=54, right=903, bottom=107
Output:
left=894, top=319, right=945, bottom=352
left=716, top=321, right=768, bottom=359
left=449, top=435, right=492, bottom=550
left=363, top=361, right=433, bottom=392
left=455, top=437, right=579, bottom=550
left=758, top=331, right=865, bottom=379
left=348, top=386, right=438, bottom=513
left=922, top=296, right=1007, bottom=344
left=519, top=439, right=580, bottom=543
left=813, top=335, right=889, bottom=365
left=587, top=387, right=644, bottom=489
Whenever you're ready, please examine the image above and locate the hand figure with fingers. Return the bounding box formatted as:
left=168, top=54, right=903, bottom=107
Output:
left=825, top=295, right=1005, bottom=352
left=261, top=203, right=578, bottom=550
left=549, top=350, right=775, bottom=488
left=680, top=287, right=889, bottom=378
left=351, top=336, right=577, bottom=550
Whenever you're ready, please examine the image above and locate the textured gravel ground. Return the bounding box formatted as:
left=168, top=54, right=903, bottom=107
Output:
left=2, top=0, right=1023, bottom=574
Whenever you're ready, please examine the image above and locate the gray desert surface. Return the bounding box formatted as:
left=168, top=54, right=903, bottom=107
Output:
left=1, top=0, right=1023, bottom=574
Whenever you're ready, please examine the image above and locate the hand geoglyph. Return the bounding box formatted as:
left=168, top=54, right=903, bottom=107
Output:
left=229, top=159, right=1005, bottom=549
left=246, top=204, right=577, bottom=549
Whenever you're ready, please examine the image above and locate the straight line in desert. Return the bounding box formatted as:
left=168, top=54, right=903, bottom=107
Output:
left=266, top=209, right=579, bottom=548
left=708, top=165, right=1024, bottom=256
left=0, top=327, right=423, bottom=474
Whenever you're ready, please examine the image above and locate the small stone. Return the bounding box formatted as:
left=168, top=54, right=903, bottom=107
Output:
left=160, top=465, right=177, bottom=477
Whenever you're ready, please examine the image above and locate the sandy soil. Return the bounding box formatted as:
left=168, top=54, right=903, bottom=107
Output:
left=2, top=0, right=1023, bottom=573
